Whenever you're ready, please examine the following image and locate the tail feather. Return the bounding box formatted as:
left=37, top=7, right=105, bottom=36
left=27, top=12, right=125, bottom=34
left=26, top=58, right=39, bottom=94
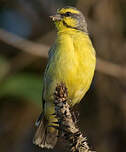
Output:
left=33, top=113, right=58, bottom=149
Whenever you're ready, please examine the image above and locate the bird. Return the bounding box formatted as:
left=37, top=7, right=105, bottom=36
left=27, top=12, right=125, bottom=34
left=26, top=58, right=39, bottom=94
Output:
left=33, top=6, right=96, bottom=149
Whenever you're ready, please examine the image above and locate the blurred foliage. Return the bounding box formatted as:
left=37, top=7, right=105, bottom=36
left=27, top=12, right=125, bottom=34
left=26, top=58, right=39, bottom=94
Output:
left=0, top=0, right=126, bottom=152
left=0, top=73, right=42, bottom=105
left=0, top=56, right=10, bottom=79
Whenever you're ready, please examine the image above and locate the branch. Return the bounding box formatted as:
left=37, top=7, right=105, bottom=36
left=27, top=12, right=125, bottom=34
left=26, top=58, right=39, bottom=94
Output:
left=54, top=83, right=95, bottom=152
left=0, top=28, right=126, bottom=80
left=0, top=29, right=49, bottom=57
left=96, top=58, right=126, bottom=79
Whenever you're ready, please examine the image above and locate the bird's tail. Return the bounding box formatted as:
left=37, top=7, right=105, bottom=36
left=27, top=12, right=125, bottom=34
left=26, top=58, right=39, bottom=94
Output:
left=33, top=113, right=58, bottom=149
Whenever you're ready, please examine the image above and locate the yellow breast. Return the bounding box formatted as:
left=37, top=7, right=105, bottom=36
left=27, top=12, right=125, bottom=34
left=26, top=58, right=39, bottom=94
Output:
left=43, top=29, right=96, bottom=111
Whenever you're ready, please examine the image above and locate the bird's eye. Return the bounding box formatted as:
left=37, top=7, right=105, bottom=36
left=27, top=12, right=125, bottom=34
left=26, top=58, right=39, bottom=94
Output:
left=65, top=12, right=71, bottom=17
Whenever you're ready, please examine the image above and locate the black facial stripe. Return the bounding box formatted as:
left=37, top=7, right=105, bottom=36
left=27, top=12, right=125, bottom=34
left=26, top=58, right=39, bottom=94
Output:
left=63, top=20, right=80, bottom=31
left=63, top=20, right=73, bottom=28
left=62, top=20, right=88, bottom=33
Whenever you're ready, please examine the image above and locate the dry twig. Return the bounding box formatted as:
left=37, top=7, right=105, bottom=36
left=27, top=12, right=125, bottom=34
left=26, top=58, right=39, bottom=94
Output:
left=54, top=83, right=95, bottom=152
left=0, top=29, right=48, bottom=57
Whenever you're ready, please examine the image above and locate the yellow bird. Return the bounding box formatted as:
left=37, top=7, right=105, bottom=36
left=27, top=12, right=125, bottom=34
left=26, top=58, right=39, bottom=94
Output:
left=33, top=6, right=96, bottom=149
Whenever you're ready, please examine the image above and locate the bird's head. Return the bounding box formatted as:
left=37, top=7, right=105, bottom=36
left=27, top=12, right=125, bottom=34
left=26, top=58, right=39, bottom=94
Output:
left=50, top=6, right=88, bottom=33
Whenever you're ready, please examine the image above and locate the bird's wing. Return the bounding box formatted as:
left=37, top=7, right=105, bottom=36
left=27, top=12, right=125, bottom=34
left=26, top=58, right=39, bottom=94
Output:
left=41, top=44, right=56, bottom=111
left=48, top=44, right=56, bottom=58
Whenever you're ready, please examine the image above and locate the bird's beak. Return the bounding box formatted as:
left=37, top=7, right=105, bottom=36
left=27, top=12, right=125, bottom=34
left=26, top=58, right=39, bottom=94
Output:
left=50, top=14, right=61, bottom=21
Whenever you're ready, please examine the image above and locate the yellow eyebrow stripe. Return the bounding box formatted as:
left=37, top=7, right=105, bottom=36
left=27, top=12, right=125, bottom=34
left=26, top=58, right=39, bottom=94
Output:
left=58, top=8, right=80, bottom=14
